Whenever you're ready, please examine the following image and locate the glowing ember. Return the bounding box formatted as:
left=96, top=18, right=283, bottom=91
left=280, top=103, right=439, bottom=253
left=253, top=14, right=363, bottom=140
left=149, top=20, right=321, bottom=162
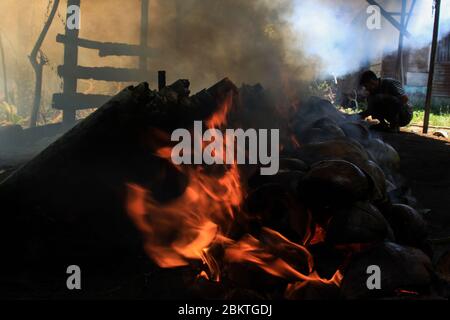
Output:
left=309, top=224, right=327, bottom=245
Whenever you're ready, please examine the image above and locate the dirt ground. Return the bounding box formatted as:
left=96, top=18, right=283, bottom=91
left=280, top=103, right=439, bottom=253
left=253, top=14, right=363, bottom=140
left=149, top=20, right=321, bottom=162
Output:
left=382, top=131, right=450, bottom=237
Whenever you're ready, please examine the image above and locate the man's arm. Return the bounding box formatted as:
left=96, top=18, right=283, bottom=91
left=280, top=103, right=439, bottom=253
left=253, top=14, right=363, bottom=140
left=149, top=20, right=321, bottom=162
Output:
left=359, top=109, right=371, bottom=119
left=387, top=79, right=409, bottom=105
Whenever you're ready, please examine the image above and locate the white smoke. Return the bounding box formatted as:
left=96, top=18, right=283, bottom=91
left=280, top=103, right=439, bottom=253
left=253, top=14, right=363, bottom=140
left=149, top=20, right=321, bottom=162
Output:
left=285, top=0, right=450, bottom=78
left=408, top=0, right=450, bottom=44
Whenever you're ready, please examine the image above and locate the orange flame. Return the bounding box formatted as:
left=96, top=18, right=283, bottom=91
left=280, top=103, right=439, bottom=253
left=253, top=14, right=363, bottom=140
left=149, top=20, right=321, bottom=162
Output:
left=206, top=92, right=234, bottom=129
left=127, top=162, right=242, bottom=269
left=127, top=93, right=242, bottom=272
left=224, top=228, right=342, bottom=284
left=126, top=90, right=343, bottom=289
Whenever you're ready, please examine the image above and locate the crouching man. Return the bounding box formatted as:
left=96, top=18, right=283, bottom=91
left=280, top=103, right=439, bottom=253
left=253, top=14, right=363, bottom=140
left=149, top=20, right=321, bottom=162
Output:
left=358, top=70, right=413, bottom=132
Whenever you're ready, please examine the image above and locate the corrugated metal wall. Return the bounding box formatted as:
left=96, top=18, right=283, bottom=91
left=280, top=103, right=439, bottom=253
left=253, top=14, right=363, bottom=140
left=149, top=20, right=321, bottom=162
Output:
left=434, top=34, right=450, bottom=97
left=437, top=34, right=450, bottom=63
left=380, top=53, right=398, bottom=79
left=380, top=34, right=450, bottom=98
left=433, top=63, right=450, bottom=97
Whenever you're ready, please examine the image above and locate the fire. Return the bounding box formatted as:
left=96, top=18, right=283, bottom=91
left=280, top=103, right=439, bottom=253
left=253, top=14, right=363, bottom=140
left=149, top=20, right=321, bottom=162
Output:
left=127, top=92, right=242, bottom=271
left=126, top=89, right=343, bottom=293
left=224, top=228, right=342, bottom=285
left=127, top=163, right=242, bottom=269
left=206, top=92, right=234, bottom=129
left=309, top=224, right=327, bottom=245
left=224, top=233, right=312, bottom=282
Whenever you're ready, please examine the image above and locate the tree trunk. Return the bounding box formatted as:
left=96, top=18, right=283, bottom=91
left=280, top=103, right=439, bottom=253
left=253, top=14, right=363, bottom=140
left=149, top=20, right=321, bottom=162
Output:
left=29, top=60, right=44, bottom=126
left=29, top=0, right=60, bottom=127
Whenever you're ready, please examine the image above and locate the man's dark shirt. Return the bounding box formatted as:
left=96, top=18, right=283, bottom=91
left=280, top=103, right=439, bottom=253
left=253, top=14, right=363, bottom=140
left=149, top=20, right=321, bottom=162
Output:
left=360, top=78, right=413, bottom=125
left=374, top=78, right=406, bottom=98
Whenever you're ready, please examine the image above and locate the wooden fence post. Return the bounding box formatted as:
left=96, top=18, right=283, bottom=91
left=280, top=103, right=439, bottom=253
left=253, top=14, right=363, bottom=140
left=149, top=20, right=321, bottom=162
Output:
left=62, top=0, right=81, bottom=126
left=423, top=0, right=441, bottom=134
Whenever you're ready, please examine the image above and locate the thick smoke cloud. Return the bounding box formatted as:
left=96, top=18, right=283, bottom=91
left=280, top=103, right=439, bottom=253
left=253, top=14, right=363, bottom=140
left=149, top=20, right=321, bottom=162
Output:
left=149, top=0, right=316, bottom=92
left=1, top=0, right=449, bottom=101
left=287, top=0, right=450, bottom=78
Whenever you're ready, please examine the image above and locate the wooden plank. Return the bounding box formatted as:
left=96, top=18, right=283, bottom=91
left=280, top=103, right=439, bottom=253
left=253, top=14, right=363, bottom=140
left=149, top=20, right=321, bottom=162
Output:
left=396, top=0, right=407, bottom=85
left=437, top=34, right=450, bottom=63
left=56, top=34, right=157, bottom=57
left=62, top=0, right=81, bottom=126
left=381, top=53, right=398, bottom=78
left=52, top=93, right=113, bottom=110
left=158, top=70, right=166, bottom=90
left=29, top=0, right=60, bottom=127
left=57, top=65, right=148, bottom=82
left=423, top=0, right=441, bottom=133
left=139, top=0, right=149, bottom=70
left=433, top=63, right=450, bottom=97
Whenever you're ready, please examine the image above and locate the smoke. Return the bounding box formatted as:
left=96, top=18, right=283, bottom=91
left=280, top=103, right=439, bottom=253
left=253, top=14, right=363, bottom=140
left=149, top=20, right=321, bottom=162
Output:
left=409, top=0, right=450, bottom=43
left=286, top=0, right=450, bottom=78
left=81, top=0, right=450, bottom=89
left=1, top=0, right=449, bottom=105
left=149, top=0, right=317, bottom=93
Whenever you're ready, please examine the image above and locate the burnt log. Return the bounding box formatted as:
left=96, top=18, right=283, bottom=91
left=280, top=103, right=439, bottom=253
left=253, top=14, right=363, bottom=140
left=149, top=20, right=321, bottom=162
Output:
left=0, top=78, right=238, bottom=298
left=56, top=34, right=158, bottom=57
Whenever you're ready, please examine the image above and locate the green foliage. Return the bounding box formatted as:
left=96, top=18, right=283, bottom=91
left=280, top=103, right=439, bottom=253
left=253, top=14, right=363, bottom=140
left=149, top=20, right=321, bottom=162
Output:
left=0, top=101, right=25, bottom=125
left=409, top=96, right=450, bottom=127
left=409, top=95, right=450, bottom=113
left=410, top=110, right=450, bottom=127
left=338, top=95, right=450, bottom=127
left=337, top=106, right=361, bottom=114
left=308, top=80, right=337, bottom=103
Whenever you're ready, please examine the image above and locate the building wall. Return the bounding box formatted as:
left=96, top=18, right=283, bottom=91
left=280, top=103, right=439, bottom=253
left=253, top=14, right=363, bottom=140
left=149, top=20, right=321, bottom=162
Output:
left=434, top=63, right=450, bottom=97
left=380, top=33, right=450, bottom=98
left=434, top=34, right=450, bottom=97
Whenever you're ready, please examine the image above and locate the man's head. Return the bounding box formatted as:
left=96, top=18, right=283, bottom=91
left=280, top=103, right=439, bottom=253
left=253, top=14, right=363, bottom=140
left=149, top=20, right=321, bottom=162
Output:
left=359, top=70, right=380, bottom=94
